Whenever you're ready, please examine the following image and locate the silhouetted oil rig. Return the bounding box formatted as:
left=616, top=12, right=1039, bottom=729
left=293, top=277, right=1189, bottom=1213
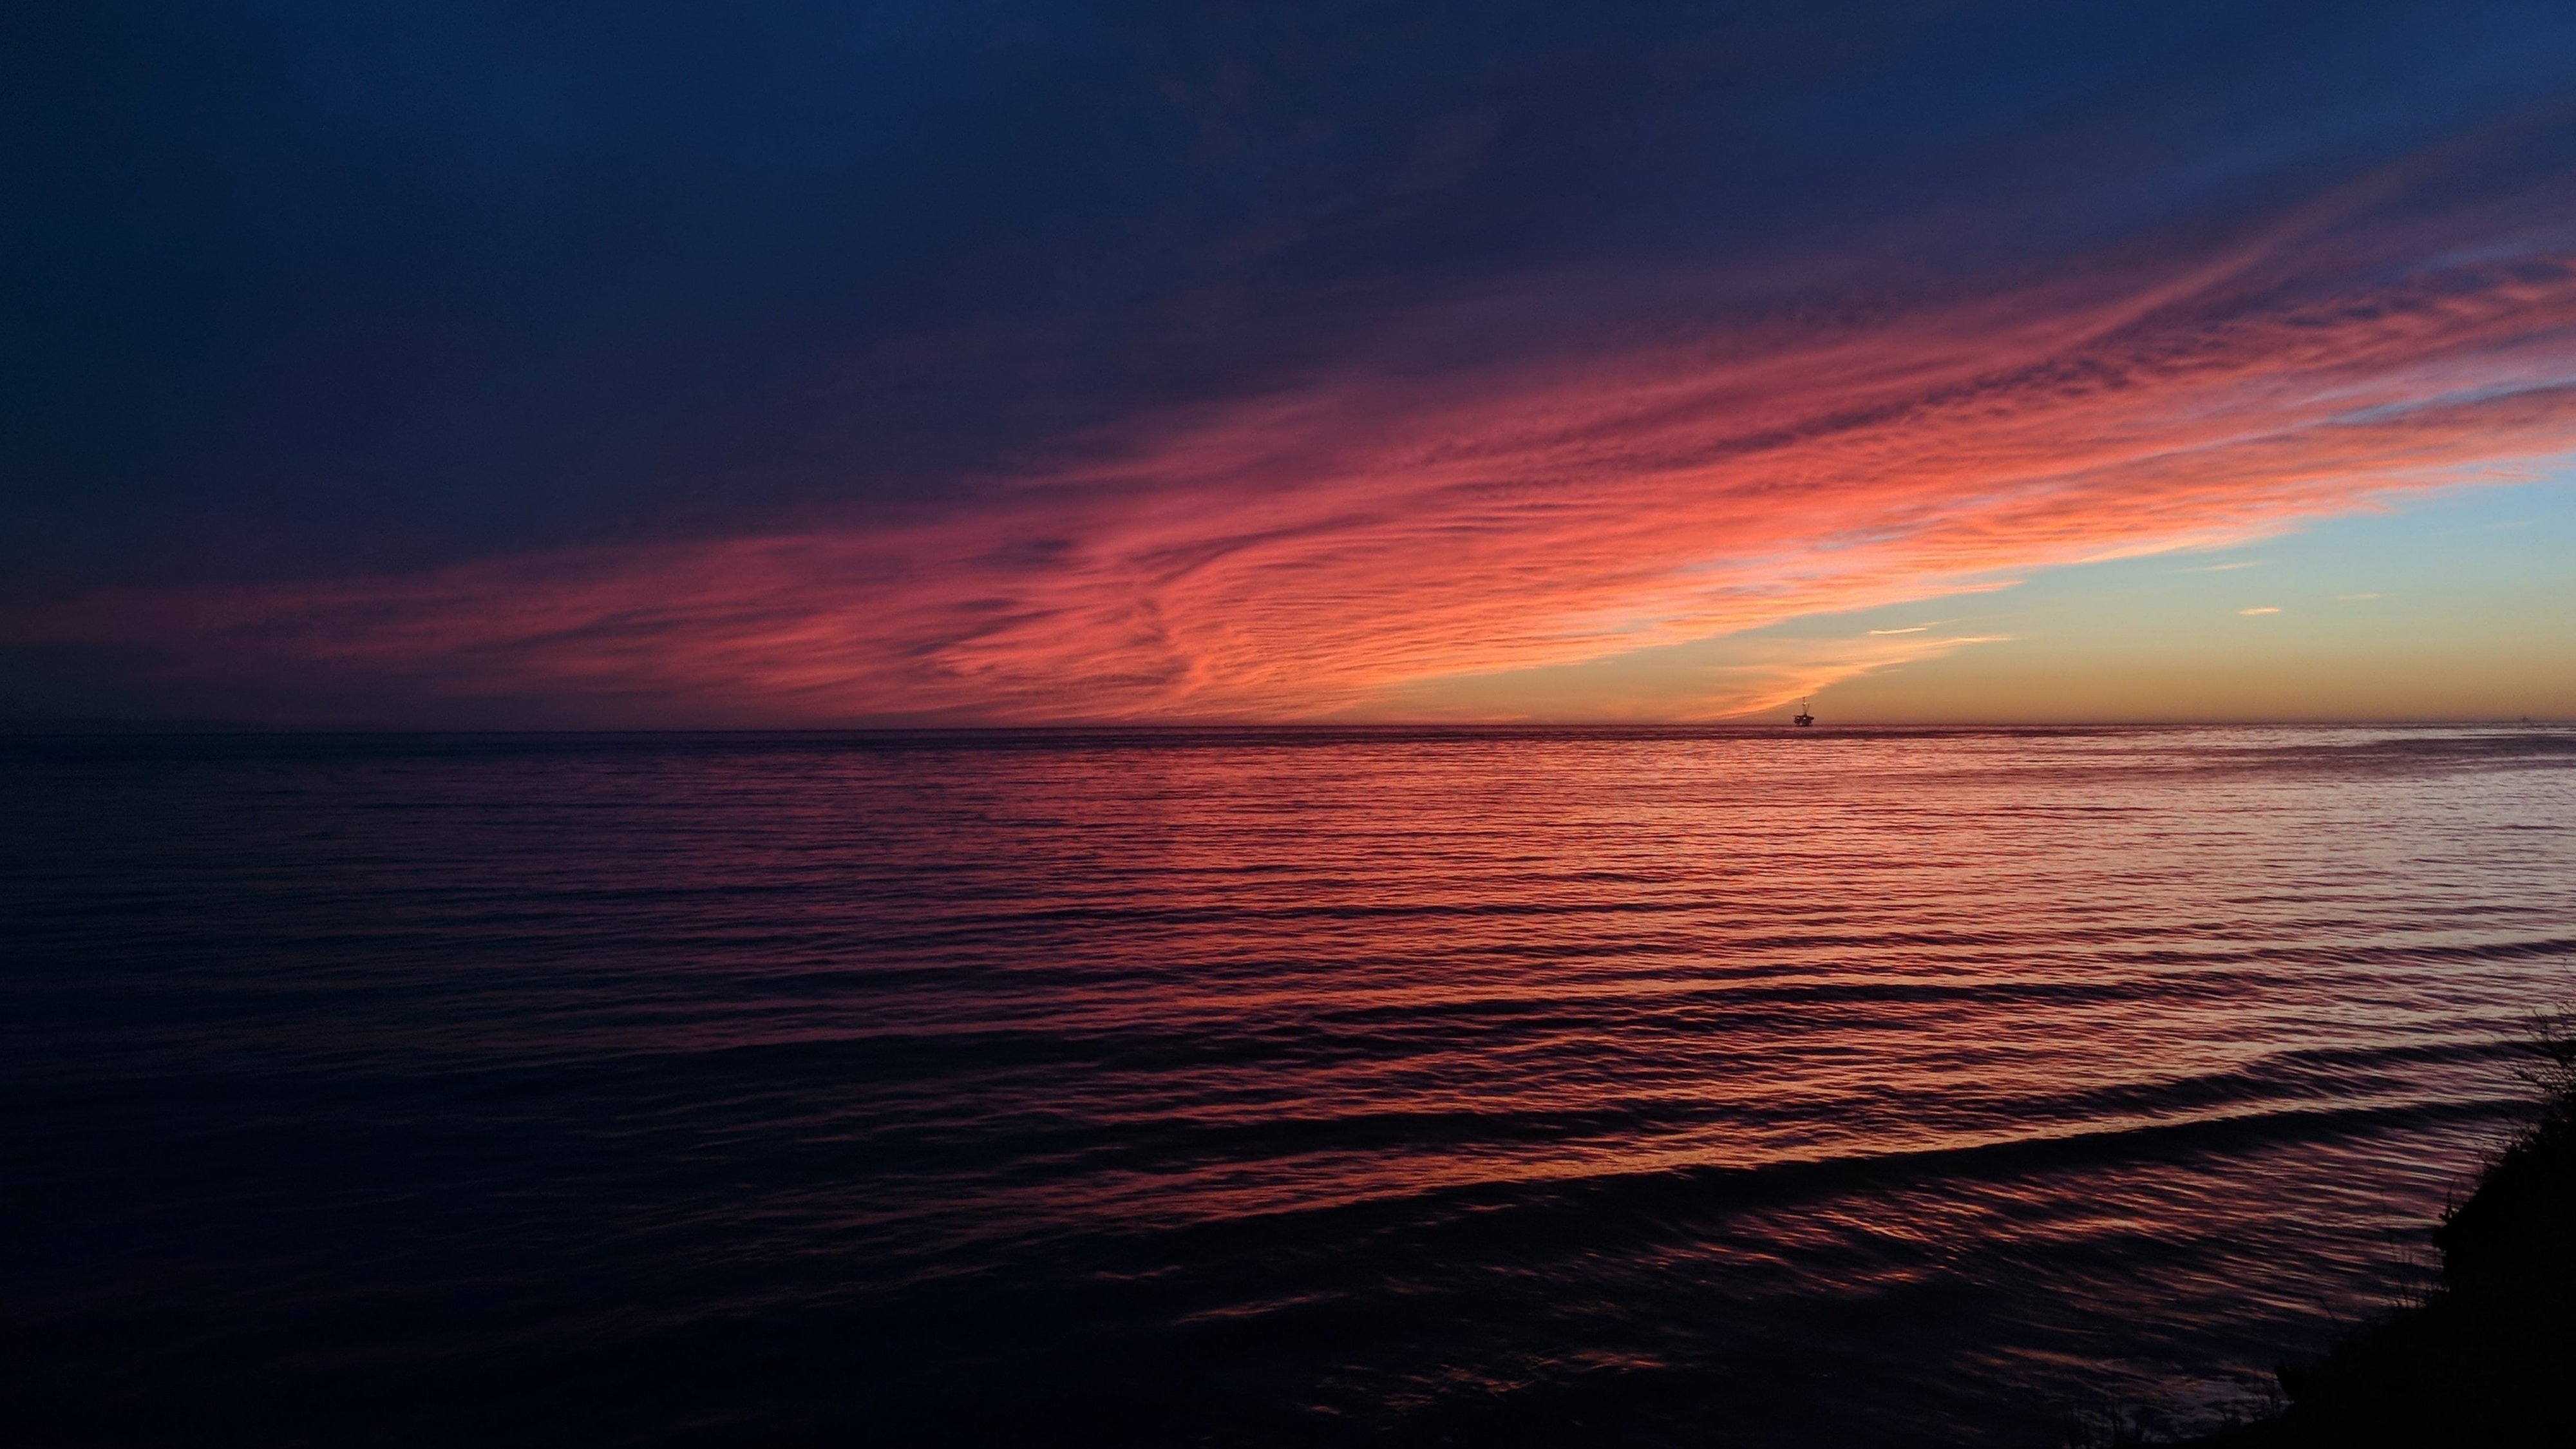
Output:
left=1792, top=700, right=1815, bottom=728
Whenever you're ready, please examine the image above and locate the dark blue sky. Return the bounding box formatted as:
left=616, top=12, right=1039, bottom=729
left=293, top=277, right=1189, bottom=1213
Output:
left=6, top=1, right=2576, bottom=723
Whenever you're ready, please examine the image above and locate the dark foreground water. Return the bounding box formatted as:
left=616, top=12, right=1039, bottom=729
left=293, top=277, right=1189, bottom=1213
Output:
left=5, top=726, right=2573, bottom=1447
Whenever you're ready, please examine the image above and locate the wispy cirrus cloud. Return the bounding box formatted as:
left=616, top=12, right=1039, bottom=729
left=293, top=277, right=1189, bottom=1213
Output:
left=19, top=204, right=2576, bottom=724
left=1356, top=626, right=2016, bottom=723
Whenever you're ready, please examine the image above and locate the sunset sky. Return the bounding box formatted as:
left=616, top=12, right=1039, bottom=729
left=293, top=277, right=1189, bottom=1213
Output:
left=7, top=1, right=2575, bottom=726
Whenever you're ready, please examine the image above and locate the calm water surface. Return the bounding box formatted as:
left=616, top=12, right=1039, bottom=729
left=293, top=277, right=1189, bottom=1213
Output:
left=5, top=726, right=2573, bottom=1446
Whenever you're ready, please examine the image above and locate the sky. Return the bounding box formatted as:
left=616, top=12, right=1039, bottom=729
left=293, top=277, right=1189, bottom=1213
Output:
left=5, top=0, right=2575, bottom=726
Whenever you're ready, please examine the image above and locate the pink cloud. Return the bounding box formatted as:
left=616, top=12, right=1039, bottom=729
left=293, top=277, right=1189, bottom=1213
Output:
left=22, top=213, right=2576, bottom=724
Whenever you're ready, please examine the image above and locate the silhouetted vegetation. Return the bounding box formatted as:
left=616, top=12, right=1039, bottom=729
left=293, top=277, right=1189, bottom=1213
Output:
left=2179, top=1009, right=2576, bottom=1447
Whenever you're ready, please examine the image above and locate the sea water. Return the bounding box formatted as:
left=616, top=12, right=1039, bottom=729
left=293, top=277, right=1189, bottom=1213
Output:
left=5, top=726, right=2571, bottom=1445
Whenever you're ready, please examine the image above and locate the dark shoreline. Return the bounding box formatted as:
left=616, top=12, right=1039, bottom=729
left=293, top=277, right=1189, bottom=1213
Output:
left=2168, top=1017, right=2576, bottom=1448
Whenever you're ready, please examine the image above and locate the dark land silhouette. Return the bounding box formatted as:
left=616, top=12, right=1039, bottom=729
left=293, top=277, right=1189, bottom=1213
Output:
left=2177, top=1013, right=2576, bottom=1448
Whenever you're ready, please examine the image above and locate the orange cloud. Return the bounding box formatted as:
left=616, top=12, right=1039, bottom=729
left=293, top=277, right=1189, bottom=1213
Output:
left=1355, top=627, right=2015, bottom=723
left=20, top=216, right=2576, bottom=724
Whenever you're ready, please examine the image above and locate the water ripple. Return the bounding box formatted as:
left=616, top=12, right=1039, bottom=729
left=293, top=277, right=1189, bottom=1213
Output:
left=1, top=724, right=2571, bottom=1446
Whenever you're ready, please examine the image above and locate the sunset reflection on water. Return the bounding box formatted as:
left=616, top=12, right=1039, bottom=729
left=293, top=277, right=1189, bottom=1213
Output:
left=5, top=725, right=2571, bottom=1445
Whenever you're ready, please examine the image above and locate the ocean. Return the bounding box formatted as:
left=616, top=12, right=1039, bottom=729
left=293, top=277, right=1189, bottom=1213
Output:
left=5, top=725, right=2571, bottom=1446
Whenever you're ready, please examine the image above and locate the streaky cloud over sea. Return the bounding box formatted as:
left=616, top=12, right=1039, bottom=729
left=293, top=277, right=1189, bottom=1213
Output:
left=5, top=724, right=2573, bottom=1445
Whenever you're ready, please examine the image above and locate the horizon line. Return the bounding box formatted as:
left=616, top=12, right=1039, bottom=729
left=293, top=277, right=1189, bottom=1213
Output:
left=6, top=716, right=2568, bottom=737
